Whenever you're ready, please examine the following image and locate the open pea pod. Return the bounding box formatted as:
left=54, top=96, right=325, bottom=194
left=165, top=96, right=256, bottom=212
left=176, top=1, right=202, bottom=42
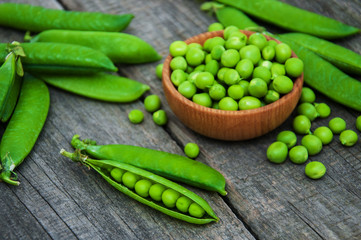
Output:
left=60, top=149, right=219, bottom=224
left=71, top=135, right=227, bottom=196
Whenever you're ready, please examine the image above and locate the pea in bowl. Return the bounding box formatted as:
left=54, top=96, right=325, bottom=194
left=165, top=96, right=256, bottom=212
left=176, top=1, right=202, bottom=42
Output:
left=162, top=30, right=303, bottom=141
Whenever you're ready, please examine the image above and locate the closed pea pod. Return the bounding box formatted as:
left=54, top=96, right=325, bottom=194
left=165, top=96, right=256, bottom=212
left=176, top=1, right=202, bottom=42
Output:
left=0, top=3, right=133, bottom=32
left=0, top=42, right=117, bottom=74
left=0, top=74, right=49, bottom=185
left=30, top=30, right=161, bottom=64
left=60, top=149, right=219, bottom=224
left=36, top=73, right=149, bottom=103
left=216, top=0, right=359, bottom=39
left=0, top=53, right=17, bottom=117
left=71, top=135, right=227, bottom=196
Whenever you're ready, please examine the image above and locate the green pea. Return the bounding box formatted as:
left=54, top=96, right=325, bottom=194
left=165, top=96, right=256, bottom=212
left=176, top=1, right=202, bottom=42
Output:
left=178, top=81, right=197, bottom=99
left=228, top=85, right=244, bottom=100
left=170, top=56, right=187, bottom=71
left=135, top=179, right=153, bottom=198
left=209, top=83, right=226, bottom=101
left=189, top=203, right=205, bottom=218
left=357, top=116, right=361, bottom=132
left=187, top=71, right=200, bottom=83
left=185, top=66, right=194, bottom=74
left=328, top=117, right=346, bottom=134
left=155, top=63, right=163, bottom=80
left=267, top=141, right=288, bottom=164
left=144, top=95, right=161, bottom=113
left=186, top=47, right=205, bottom=66
left=110, top=168, right=126, bottom=182
left=301, top=135, right=323, bottom=156
left=248, top=33, right=267, bottom=50
left=259, top=60, right=273, bottom=70
left=194, top=64, right=205, bottom=72
left=300, top=87, right=316, bottom=103
left=221, top=49, right=240, bottom=67
left=162, top=189, right=181, bottom=208
left=211, top=45, right=226, bottom=60
left=305, top=161, right=326, bottom=180
left=339, top=130, right=358, bottom=147
left=262, top=45, right=275, bottom=61
left=122, top=171, right=140, bottom=189
left=252, top=66, right=271, bottom=84
left=236, top=59, right=254, bottom=79
left=314, top=103, right=331, bottom=118
left=208, top=22, right=224, bottom=32
left=192, top=93, right=212, bottom=108
left=171, top=69, right=187, bottom=87
left=204, top=37, right=225, bottom=52
left=248, top=78, right=268, bottom=98
left=276, top=130, right=297, bottom=149
left=188, top=43, right=202, bottom=50
left=313, top=126, right=333, bottom=145
left=239, top=45, right=261, bottom=65
left=153, top=110, right=168, bottom=126
left=239, top=80, right=250, bottom=96
left=264, top=90, right=280, bottom=104
left=128, top=109, right=144, bottom=124
left=239, top=96, right=261, bottom=110
left=195, top=72, right=214, bottom=90
left=275, top=43, right=292, bottom=63
left=204, top=60, right=219, bottom=76
left=293, top=115, right=311, bottom=134
left=285, top=58, right=304, bottom=78
left=271, top=62, right=285, bottom=79
left=212, top=101, right=220, bottom=109
left=273, top=75, right=293, bottom=94
left=205, top=54, right=213, bottom=64
left=289, top=145, right=308, bottom=164
left=149, top=183, right=167, bottom=201
left=297, top=102, right=319, bottom=121
left=219, top=97, right=238, bottom=111
left=267, top=40, right=278, bottom=48
left=184, top=143, right=200, bottom=159
left=223, top=25, right=239, bottom=40
left=176, top=196, right=193, bottom=213
left=224, top=69, right=240, bottom=85
left=225, top=37, right=245, bottom=50
left=216, top=67, right=230, bottom=82
left=169, top=40, right=188, bottom=57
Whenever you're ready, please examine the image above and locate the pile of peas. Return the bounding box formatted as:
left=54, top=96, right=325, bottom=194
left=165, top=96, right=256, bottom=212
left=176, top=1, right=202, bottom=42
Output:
left=267, top=87, right=360, bottom=179
left=168, top=25, right=303, bottom=111
left=109, top=167, right=206, bottom=218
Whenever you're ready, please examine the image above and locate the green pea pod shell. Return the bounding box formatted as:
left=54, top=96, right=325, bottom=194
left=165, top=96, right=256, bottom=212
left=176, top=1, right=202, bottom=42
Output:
left=277, top=35, right=361, bottom=112
left=71, top=135, right=227, bottom=196
left=215, top=5, right=261, bottom=31
left=0, top=53, right=17, bottom=116
left=0, top=73, right=50, bottom=186
left=0, top=3, right=133, bottom=32
left=36, top=73, right=150, bottom=103
left=279, top=33, right=361, bottom=76
left=0, top=42, right=118, bottom=74
left=60, top=149, right=219, bottom=224
left=30, top=30, right=161, bottom=64
left=216, top=0, right=360, bottom=39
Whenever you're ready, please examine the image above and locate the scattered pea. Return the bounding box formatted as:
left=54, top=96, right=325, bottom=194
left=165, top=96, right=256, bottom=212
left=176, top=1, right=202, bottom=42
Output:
left=128, top=109, right=144, bottom=124
left=328, top=117, right=346, bottom=134
left=339, top=130, right=358, bottom=147
left=153, top=110, right=168, bottom=126
left=184, top=143, right=200, bottom=159
left=300, top=87, right=316, bottom=103
left=276, top=130, right=297, bottom=149
left=293, top=115, right=311, bottom=135
left=155, top=63, right=163, bottom=80
left=144, top=95, right=161, bottom=113
left=314, top=103, right=331, bottom=118
left=356, top=116, right=361, bottom=132
left=305, top=161, right=326, bottom=180
left=301, top=135, right=323, bottom=156
left=289, top=145, right=308, bottom=164
left=297, top=102, right=319, bottom=121
left=313, top=126, right=333, bottom=145
left=267, top=141, right=288, bottom=164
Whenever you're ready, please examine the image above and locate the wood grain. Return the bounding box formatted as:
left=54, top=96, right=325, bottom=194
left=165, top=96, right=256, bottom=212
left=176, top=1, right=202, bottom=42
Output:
left=0, top=0, right=360, bottom=239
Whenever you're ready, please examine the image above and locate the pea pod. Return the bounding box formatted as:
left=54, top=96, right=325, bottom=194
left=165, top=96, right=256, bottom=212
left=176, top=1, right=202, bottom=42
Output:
left=60, top=149, right=219, bottom=224
left=0, top=53, right=17, bottom=117
left=279, top=32, right=361, bottom=76
left=71, top=135, right=227, bottom=196
left=215, top=5, right=261, bottom=31
left=0, top=74, right=50, bottom=186
left=277, top=35, right=361, bottom=112
left=36, top=73, right=150, bottom=103
left=216, top=0, right=360, bottom=39
left=0, top=3, right=133, bottom=32
left=0, top=42, right=118, bottom=74
left=30, top=30, right=161, bottom=64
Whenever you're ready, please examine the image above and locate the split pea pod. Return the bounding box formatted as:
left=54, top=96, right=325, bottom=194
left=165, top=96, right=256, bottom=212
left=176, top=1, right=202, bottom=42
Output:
left=36, top=73, right=150, bottom=102
left=216, top=0, right=360, bottom=39
left=0, top=3, right=133, bottom=32
left=0, top=74, right=50, bottom=186
left=30, top=30, right=161, bottom=64
left=0, top=42, right=118, bottom=74
left=60, top=149, right=219, bottom=224
left=279, top=33, right=361, bottom=76
left=277, top=35, right=361, bottom=112
left=71, top=135, right=227, bottom=196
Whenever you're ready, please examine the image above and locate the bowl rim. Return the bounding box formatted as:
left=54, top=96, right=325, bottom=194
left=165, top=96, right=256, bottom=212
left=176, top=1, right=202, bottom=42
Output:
left=162, top=30, right=304, bottom=118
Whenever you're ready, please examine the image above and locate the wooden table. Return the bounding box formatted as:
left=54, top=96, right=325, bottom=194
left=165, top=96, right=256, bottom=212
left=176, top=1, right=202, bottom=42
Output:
left=0, top=0, right=360, bottom=239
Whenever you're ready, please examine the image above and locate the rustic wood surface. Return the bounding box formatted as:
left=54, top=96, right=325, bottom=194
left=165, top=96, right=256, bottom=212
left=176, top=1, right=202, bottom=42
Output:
left=0, top=0, right=360, bottom=239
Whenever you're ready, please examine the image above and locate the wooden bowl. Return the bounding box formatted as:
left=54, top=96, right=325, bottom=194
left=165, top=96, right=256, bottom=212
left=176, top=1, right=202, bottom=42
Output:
left=162, top=30, right=303, bottom=141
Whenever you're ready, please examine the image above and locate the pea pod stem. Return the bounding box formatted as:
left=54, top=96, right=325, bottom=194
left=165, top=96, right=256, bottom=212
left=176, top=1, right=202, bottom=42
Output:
left=60, top=149, right=219, bottom=224
left=71, top=135, right=227, bottom=196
